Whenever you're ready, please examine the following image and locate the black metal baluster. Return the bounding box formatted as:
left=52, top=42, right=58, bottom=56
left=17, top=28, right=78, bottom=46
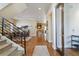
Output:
left=2, top=17, right=5, bottom=35
left=23, top=31, right=26, bottom=55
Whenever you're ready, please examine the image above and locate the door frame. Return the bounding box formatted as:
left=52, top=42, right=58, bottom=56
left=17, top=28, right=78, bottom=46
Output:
left=55, top=3, right=64, bottom=56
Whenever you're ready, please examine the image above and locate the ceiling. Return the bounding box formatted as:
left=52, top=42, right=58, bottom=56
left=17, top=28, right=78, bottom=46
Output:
left=0, top=3, right=51, bottom=21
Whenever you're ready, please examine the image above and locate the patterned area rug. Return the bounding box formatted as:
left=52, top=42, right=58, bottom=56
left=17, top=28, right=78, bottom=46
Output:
left=32, top=45, right=50, bottom=56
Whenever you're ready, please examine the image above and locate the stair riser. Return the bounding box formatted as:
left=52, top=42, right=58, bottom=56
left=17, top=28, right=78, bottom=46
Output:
left=9, top=47, right=18, bottom=56
left=0, top=43, right=12, bottom=54
left=0, top=40, right=7, bottom=45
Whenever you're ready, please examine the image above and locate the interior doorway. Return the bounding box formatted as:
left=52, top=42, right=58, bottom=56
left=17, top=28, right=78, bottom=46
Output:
left=55, top=3, right=64, bottom=56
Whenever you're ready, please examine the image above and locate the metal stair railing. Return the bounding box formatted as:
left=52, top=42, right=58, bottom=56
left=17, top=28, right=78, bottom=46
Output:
left=0, top=17, right=26, bottom=55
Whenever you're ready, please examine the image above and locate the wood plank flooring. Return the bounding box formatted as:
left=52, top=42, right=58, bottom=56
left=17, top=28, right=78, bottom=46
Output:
left=13, top=36, right=79, bottom=56
left=64, top=48, right=79, bottom=56
left=25, top=37, right=60, bottom=56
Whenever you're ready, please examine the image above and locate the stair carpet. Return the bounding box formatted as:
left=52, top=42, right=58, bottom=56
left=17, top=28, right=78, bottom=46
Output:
left=0, top=35, right=24, bottom=56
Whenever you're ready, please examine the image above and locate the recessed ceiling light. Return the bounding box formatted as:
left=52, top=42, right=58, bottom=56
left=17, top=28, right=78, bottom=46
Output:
left=38, top=8, right=41, bottom=10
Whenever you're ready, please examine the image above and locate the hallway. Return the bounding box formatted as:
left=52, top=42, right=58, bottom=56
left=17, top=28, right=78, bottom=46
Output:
left=1, top=3, right=79, bottom=56
left=0, top=3, right=57, bottom=56
left=26, top=36, right=60, bottom=56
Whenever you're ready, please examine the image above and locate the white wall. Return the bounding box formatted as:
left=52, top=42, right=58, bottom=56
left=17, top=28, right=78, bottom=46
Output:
left=16, top=19, right=37, bottom=37
left=64, top=3, right=79, bottom=48
left=45, top=4, right=57, bottom=49
left=47, top=11, right=52, bottom=43
left=46, top=4, right=58, bottom=49
left=56, top=7, right=62, bottom=49
left=47, top=4, right=55, bottom=44
left=51, top=4, right=58, bottom=49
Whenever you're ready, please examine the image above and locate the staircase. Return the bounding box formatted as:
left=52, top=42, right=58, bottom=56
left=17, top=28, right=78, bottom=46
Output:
left=0, top=34, right=24, bottom=56
left=0, top=17, right=26, bottom=56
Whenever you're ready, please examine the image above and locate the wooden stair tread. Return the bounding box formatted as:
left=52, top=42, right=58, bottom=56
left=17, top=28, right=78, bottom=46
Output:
left=0, top=47, right=17, bottom=56
left=0, top=43, right=12, bottom=50
left=0, top=40, right=6, bottom=45
left=10, top=50, right=24, bottom=56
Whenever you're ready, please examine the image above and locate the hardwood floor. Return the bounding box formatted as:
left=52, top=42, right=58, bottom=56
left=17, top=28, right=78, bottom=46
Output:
left=64, top=48, right=79, bottom=56
left=12, top=36, right=79, bottom=56
left=11, top=36, right=79, bottom=56
left=25, top=36, right=60, bottom=56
